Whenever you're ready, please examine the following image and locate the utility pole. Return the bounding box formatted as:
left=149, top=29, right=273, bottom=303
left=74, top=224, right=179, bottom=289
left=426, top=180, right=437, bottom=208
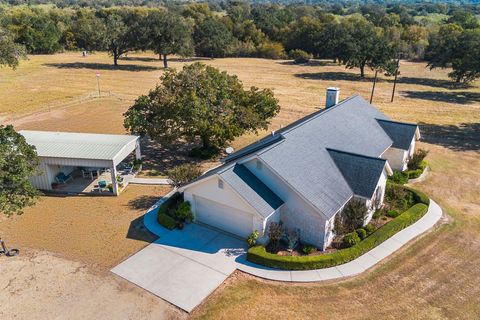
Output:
left=391, top=58, right=400, bottom=103
left=96, top=72, right=101, bottom=97
left=370, top=70, right=378, bottom=104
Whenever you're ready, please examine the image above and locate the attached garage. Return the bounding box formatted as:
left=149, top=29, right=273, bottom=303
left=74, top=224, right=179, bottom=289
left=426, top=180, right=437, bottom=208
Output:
left=193, top=195, right=254, bottom=238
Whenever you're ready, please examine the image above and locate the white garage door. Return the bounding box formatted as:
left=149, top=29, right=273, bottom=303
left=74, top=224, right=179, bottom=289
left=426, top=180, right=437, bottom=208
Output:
left=194, top=196, right=253, bottom=238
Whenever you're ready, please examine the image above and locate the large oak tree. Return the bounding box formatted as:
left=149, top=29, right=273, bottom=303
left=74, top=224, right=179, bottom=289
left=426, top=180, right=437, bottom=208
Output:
left=0, top=125, right=40, bottom=216
left=124, top=62, right=280, bottom=151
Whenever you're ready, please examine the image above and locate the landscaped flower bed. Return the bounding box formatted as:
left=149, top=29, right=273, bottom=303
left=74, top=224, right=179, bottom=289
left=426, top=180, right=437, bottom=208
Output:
left=156, top=192, right=194, bottom=230
left=247, top=186, right=430, bottom=270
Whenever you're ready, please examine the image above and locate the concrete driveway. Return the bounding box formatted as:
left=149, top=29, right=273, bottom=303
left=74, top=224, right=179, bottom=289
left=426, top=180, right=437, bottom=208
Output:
left=111, top=223, right=247, bottom=312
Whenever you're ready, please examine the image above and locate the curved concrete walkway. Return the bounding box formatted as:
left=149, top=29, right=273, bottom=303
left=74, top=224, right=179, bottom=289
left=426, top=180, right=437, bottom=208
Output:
left=130, top=177, right=173, bottom=185
left=142, top=196, right=442, bottom=283
left=236, top=199, right=443, bottom=282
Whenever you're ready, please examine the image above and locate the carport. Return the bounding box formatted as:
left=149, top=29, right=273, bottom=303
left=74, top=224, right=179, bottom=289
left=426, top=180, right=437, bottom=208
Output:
left=20, top=130, right=141, bottom=195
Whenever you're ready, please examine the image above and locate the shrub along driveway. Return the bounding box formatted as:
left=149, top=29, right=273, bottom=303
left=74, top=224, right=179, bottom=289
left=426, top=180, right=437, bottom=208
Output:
left=111, top=223, right=247, bottom=313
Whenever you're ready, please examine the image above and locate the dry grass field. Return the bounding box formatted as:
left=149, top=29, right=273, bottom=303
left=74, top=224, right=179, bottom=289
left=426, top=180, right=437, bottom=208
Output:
left=0, top=52, right=479, bottom=319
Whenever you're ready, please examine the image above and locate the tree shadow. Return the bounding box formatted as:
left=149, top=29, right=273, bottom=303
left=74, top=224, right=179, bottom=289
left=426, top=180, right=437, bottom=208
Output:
left=396, top=77, right=472, bottom=89
left=295, top=71, right=375, bottom=81
left=402, top=91, right=480, bottom=104
left=419, top=122, right=480, bottom=151
left=126, top=215, right=158, bottom=243
left=277, top=60, right=334, bottom=67
left=44, top=62, right=160, bottom=72
left=139, top=137, right=219, bottom=174
left=127, top=195, right=160, bottom=210
left=168, top=57, right=212, bottom=63
left=119, top=56, right=159, bottom=62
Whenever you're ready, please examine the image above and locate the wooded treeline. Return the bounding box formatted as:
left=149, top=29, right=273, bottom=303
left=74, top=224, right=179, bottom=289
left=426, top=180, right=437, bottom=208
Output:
left=0, top=1, right=479, bottom=82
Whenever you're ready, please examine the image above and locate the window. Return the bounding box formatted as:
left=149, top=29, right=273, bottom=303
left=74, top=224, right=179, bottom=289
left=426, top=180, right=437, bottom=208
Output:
left=218, top=179, right=224, bottom=189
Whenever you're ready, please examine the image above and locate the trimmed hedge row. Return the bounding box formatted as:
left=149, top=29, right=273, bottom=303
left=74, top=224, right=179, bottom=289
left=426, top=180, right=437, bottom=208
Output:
left=157, top=212, right=176, bottom=230
left=247, top=195, right=429, bottom=270
left=407, top=161, right=428, bottom=179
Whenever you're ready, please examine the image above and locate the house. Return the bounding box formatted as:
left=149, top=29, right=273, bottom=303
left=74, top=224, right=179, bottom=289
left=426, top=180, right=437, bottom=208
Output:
left=20, top=130, right=141, bottom=195
left=179, top=89, right=420, bottom=250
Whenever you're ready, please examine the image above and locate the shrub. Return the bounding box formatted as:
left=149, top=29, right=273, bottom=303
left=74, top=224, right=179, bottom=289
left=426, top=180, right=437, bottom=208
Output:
left=289, top=49, right=312, bottom=64
left=176, top=201, right=194, bottom=222
left=231, top=40, right=256, bottom=57
left=372, top=209, right=383, bottom=219
left=408, top=149, right=429, bottom=170
left=167, top=164, right=202, bottom=187
left=355, top=228, right=367, bottom=240
left=386, top=210, right=400, bottom=218
left=257, top=41, right=286, bottom=59
left=157, top=192, right=183, bottom=217
left=385, top=183, right=415, bottom=211
left=363, top=224, right=375, bottom=235
left=340, top=198, right=368, bottom=232
left=405, top=186, right=430, bottom=205
left=267, top=222, right=284, bottom=251
left=389, top=170, right=409, bottom=184
left=247, top=203, right=428, bottom=270
left=302, top=245, right=316, bottom=255
left=157, top=212, right=176, bottom=230
left=285, top=229, right=300, bottom=251
left=343, top=232, right=361, bottom=247
left=247, top=230, right=259, bottom=247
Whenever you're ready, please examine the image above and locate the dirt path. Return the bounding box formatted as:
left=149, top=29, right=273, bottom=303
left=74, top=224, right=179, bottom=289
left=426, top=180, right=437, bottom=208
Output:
left=0, top=250, right=185, bottom=320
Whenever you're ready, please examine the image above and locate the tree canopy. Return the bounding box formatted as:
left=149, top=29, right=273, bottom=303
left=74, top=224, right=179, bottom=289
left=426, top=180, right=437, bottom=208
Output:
left=0, top=27, right=26, bottom=68
left=0, top=125, right=40, bottom=216
left=124, top=62, right=280, bottom=151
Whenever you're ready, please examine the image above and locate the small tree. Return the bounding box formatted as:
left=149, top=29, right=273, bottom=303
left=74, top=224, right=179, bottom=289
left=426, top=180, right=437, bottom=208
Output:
left=267, top=222, right=284, bottom=252
left=166, top=164, right=202, bottom=187
left=408, top=149, right=429, bottom=170
left=175, top=201, right=194, bottom=223
left=124, top=63, right=280, bottom=151
left=0, top=125, right=40, bottom=216
left=339, top=198, right=368, bottom=232
left=0, top=27, right=26, bottom=69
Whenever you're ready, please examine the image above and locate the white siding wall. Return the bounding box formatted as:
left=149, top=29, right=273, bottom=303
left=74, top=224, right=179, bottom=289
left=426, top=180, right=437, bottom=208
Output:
left=244, top=159, right=328, bottom=249
left=184, top=177, right=256, bottom=214
left=383, top=147, right=408, bottom=171
left=364, top=169, right=388, bottom=224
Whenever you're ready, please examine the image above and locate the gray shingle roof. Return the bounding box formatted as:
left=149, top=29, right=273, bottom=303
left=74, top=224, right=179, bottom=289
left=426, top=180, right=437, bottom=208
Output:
left=219, top=164, right=283, bottom=218
left=327, top=149, right=387, bottom=199
left=184, top=94, right=418, bottom=220
left=377, top=119, right=418, bottom=150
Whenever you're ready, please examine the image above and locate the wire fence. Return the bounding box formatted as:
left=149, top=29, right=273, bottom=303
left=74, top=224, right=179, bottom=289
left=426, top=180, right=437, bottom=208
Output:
left=2, top=90, right=136, bottom=123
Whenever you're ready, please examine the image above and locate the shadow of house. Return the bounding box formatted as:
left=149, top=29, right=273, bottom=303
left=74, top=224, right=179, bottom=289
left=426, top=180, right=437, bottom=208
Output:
left=401, top=91, right=480, bottom=105
left=419, top=122, right=480, bottom=151
left=396, top=77, right=472, bottom=90
left=44, top=62, right=160, bottom=72
left=126, top=215, right=158, bottom=243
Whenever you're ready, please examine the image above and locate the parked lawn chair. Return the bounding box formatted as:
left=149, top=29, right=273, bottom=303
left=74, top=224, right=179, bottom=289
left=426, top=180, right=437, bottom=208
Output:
left=55, top=172, right=73, bottom=184
left=0, top=238, right=19, bottom=257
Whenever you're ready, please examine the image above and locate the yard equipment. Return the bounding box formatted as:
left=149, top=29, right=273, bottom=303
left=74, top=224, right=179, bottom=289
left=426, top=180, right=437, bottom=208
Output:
left=0, top=238, right=19, bottom=257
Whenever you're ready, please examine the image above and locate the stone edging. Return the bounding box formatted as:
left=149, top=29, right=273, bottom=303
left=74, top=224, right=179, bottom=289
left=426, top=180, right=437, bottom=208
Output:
left=235, top=199, right=443, bottom=282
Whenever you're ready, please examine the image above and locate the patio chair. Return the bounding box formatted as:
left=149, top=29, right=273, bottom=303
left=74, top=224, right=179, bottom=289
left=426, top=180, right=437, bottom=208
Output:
left=55, top=172, right=73, bottom=184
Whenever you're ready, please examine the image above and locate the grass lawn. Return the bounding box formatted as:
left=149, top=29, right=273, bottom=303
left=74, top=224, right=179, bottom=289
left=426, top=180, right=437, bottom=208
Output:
left=0, top=185, right=171, bottom=269
left=1, top=52, right=479, bottom=318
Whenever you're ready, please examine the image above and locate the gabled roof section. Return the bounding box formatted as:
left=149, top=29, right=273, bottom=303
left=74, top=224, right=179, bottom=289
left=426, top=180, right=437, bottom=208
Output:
left=376, top=119, right=418, bottom=150
left=19, top=130, right=138, bottom=161
left=219, top=164, right=283, bottom=218
left=327, top=149, right=387, bottom=199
